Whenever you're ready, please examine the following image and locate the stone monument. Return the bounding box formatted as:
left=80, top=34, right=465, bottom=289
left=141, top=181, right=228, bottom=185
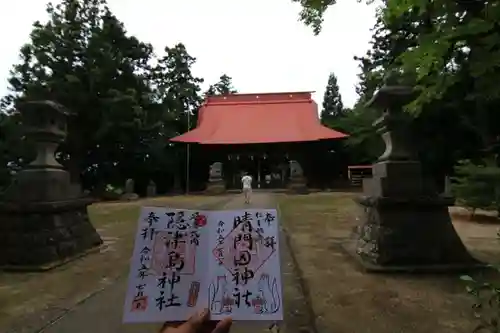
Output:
left=0, top=100, right=102, bottom=271
left=205, top=162, right=226, bottom=194
left=146, top=180, right=157, bottom=197
left=287, top=160, right=308, bottom=194
left=121, top=178, right=139, bottom=201
left=345, top=73, right=479, bottom=272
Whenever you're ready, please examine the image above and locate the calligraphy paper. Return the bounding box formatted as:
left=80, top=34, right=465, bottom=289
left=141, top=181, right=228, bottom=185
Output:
left=123, top=207, right=283, bottom=323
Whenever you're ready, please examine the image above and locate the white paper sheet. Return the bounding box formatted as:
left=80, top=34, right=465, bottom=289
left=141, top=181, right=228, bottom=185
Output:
left=123, top=207, right=283, bottom=323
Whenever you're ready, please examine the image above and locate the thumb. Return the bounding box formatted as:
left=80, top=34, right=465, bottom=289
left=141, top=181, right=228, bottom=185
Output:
left=212, top=317, right=232, bottom=333
left=182, top=308, right=209, bottom=333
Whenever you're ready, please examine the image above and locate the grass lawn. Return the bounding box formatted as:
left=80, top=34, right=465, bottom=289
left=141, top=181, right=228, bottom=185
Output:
left=0, top=195, right=225, bottom=332
left=278, top=192, right=500, bottom=333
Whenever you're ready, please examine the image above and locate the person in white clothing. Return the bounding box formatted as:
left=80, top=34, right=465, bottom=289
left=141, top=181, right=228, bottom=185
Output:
left=241, top=172, right=253, bottom=204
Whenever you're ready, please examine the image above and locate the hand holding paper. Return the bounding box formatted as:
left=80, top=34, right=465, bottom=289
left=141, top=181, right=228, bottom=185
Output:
left=159, top=309, right=232, bottom=333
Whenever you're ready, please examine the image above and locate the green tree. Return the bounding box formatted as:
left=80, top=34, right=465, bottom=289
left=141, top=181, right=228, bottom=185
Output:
left=152, top=43, right=204, bottom=134
left=151, top=43, right=205, bottom=191
left=294, top=0, right=500, bottom=117
left=333, top=108, right=383, bottom=165
left=320, top=72, right=344, bottom=124
left=205, top=74, right=237, bottom=96
left=352, top=11, right=418, bottom=104
left=291, top=0, right=337, bottom=35
left=321, top=12, right=408, bottom=166
left=315, top=3, right=494, bottom=189
left=452, top=159, right=500, bottom=217
left=2, top=0, right=157, bottom=189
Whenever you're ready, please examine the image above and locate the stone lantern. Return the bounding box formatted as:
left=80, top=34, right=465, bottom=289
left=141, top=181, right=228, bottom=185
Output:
left=3, top=101, right=76, bottom=202
left=0, top=100, right=102, bottom=271
left=22, top=100, right=67, bottom=168
left=344, top=72, right=479, bottom=272
left=371, top=84, right=416, bottom=162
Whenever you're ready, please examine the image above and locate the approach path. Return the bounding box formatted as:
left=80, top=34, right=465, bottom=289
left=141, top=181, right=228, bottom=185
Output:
left=38, top=193, right=314, bottom=333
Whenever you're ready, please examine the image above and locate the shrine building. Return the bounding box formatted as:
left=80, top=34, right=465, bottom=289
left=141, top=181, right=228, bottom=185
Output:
left=170, top=92, right=348, bottom=192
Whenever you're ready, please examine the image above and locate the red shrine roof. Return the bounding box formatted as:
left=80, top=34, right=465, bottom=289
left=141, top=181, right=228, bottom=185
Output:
left=170, top=91, right=348, bottom=144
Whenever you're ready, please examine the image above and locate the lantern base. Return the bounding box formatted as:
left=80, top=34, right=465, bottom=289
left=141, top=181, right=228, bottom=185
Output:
left=341, top=240, right=483, bottom=273
left=0, top=198, right=103, bottom=271
left=347, top=160, right=478, bottom=272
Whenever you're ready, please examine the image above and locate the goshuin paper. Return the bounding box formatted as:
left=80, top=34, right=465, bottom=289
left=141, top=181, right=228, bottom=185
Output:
left=123, top=207, right=283, bottom=323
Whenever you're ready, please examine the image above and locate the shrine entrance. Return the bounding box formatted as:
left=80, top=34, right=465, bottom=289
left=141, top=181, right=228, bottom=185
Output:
left=224, top=153, right=290, bottom=189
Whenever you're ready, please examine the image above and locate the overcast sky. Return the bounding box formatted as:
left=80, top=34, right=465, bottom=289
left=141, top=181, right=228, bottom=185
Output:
left=0, top=0, right=377, bottom=108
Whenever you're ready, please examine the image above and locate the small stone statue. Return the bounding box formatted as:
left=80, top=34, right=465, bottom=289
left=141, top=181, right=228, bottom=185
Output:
left=206, top=162, right=226, bottom=194
left=289, top=160, right=303, bottom=178
left=125, top=178, right=135, bottom=194
left=209, top=162, right=223, bottom=181
left=121, top=178, right=139, bottom=201
left=146, top=180, right=157, bottom=197
left=287, top=160, right=308, bottom=194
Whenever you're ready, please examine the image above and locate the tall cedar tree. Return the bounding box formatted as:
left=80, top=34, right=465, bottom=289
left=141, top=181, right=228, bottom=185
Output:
left=205, top=74, right=238, bottom=97
left=320, top=72, right=344, bottom=124
left=150, top=43, right=204, bottom=190
left=152, top=43, right=204, bottom=134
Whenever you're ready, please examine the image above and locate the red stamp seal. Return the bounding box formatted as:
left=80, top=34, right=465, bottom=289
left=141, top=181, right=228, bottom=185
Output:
left=194, top=215, right=207, bottom=227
